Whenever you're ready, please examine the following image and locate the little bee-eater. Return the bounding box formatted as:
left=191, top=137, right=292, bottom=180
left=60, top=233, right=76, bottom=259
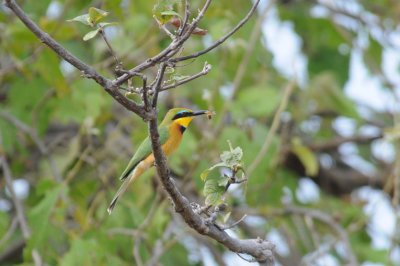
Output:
left=107, top=108, right=211, bottom=214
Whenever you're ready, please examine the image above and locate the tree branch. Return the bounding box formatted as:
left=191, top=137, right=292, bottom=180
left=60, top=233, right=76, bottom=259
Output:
left=98, top=27, right=121, bottom=66
left=112, top=0, right=213, bottom=87
left=4, top=0, right=105, bottom=85
left=4, top=0, right=149, bottom=119
left=160, top=62, right=211, bottom=91
left=147, top=118, right=275, bottom=263
left=172, top=0, right=261, bottom=62
left=151, top=63, right=167, bottom=108
left=282, top=206, right=358, bottom=266
left=308, top=134, right=383, bottom=151
left=247, top=80, right=296, bottom=177
left=177, top=0, right=191, bottom=36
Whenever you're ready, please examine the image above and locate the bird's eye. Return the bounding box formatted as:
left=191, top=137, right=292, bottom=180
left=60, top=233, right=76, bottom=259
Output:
left=172, top=110, right=191, bottom=120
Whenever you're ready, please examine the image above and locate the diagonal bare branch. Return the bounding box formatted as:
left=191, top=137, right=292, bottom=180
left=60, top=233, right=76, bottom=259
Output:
left=147, top=118, right=275, bottom=263
left=172, top=0, right=261, bottom=62
left=4, top=0, right=149, bottom=119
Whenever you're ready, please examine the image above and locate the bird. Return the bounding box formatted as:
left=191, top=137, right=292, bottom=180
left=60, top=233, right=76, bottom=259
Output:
left=107, top=108, right=211, bottom=214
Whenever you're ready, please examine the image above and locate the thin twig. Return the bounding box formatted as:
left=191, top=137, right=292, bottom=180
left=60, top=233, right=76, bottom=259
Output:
left=151, top=63, right=167, bottom=108
left=0, top=159, right=30, bottom=238
left=146, top=218, right=181, bottom=266
left=300, top=239, right=337, bottom=266
left=283, top=206, right=358, bottom=266
left=154, top=16, right=175, bottom=39
left=112, top=0, right=213, bottom=87
left=133, top=235, right=144, bottom=266
left=308, top=134, right=383, bottom=151
left=213, top=0, right=275, bottom=134
left=0, top=155, right=43, bottom=266
left=177, top=0, right=190, bottom=36
left=178, top=0, right=212, bottom=42
left=0, top=217, right=18, bottom=248
left=247, top=80, right=296, bottom=177
left=98, top=27, right=121, bottom=66
left=161, top=62, right=211, bottom=91
left=141, top=75, right=149, bottom=111
left=219, top=214, right=248, bottom=230
left=107, top=228, right=138, bottom=236
left=172, top=0, right=261, bottom=62
left=0, top=111, right=63, bottom=183
left=237, top=253, right=257, bottom=263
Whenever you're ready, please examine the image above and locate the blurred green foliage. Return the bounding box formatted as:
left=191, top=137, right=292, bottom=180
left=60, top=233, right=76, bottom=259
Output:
left=1, top=0, right=398, bottom=265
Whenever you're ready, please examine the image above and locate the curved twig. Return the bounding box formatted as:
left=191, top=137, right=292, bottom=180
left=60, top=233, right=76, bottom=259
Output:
left=172, top=0, right=261, bottom=62
left=247, top=80, right=296, bottom=177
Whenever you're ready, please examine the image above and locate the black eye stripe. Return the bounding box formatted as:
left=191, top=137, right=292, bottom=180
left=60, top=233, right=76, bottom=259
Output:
left=172, top=112, right=192, bottom=120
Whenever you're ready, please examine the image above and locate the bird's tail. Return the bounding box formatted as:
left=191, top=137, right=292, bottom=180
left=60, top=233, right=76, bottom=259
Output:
left=107, top=160, right=150, bottom=215
left=107, top=174, right=134, bottom=215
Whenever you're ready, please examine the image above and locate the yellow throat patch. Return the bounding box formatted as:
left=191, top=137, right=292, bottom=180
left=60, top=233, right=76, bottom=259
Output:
left=174, top=117, right=193, bottom=128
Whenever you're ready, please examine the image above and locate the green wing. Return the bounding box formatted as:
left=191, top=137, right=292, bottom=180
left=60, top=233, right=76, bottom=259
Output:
left=119, top=126, right=169, bottom=180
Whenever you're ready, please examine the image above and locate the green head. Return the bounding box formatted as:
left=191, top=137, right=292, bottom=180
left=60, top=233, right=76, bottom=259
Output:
left=160, top=108, right=209, bottom=128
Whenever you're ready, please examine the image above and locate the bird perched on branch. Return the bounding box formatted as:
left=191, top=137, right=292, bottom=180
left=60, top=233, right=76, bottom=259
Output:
left=107, top=108, right=213, bottom=214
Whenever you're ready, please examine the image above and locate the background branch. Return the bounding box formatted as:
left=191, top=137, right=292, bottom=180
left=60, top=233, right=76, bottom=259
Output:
left=0, top=155, right=42, bottom=266
left=247, top=80, right=296, bottom=177
left=0, top=111, right=62, bottom=182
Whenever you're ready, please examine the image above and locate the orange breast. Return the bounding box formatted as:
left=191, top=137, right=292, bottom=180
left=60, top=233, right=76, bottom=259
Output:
left=162, top=123, right=184, bottom=156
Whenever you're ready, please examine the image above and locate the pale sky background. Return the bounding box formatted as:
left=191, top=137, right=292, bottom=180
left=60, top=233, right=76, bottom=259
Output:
left=258, top=0, right=400, bottom=265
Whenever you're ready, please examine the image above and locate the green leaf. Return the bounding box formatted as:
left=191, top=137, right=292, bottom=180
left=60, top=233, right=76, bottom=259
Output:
left=153, top=0, right=182, bottom=24
left=165, top=66, right=175, bottom=74
left=204, top=176, right=225, bottom=206
left=98, top=22, right=119, bottom=28
left=291, top=138, right=318, bottom=176
left=33, top=50, right=69, bottom=96
left=160, top=10, right=181, bottom=22
left=83, top=29, right=101, bottom=41
left=67, top=14, right=91, bottom=26
left=234, top=85, right=281, bottom=118
left=60, top=238, right=99, bottom=266
left=160, top=10, right=181, bottom=17
left=25, top=185, right=63, bottom=257
left=88, top=7, right=109, bottom=26
left=200, top=162, right=227, bottom=181
left=220, top=146, right=243, bottom=167
left=218, top=177, right=229, bottom=187
left=365, top=35, right=382, bottom=71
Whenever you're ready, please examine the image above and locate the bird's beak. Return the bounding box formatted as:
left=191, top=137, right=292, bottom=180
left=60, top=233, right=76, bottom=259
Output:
left=190, top=110, right=208, bottom=117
